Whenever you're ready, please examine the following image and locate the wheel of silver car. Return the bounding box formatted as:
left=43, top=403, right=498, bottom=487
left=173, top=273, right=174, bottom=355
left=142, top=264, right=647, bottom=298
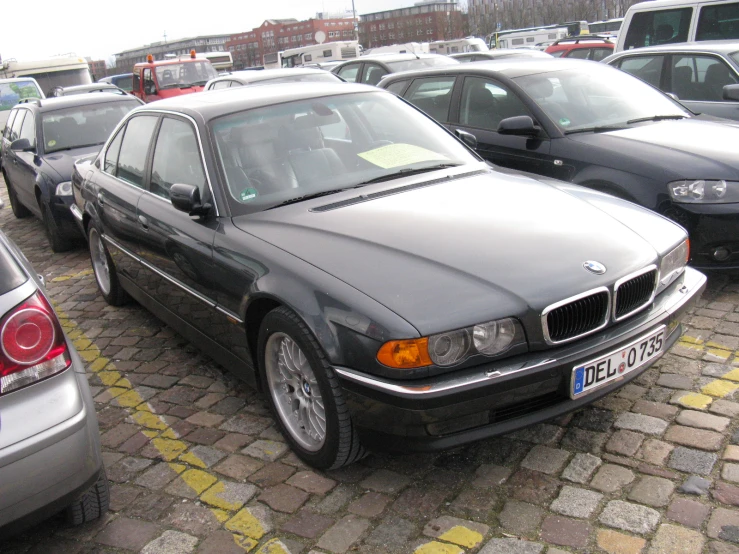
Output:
left=265, top=332, right=326, bottom=451
left=258, top=306, right=365, bottom=469
left=88, top=226, right=128, bottom=306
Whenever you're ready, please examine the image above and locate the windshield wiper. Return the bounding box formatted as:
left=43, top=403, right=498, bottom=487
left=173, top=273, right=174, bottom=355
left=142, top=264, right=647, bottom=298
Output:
left=626, top=114, right=687, bottom=124
left=564, top=125, right=627, bottom=135
left=268, top=188, right=352, bottom=209
left=357, top=163, right=461, bottom=185
left=47, top=142, right=104, bottom=153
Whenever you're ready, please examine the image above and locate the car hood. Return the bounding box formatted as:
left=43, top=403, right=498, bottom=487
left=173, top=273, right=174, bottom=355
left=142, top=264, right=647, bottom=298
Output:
left=234, top=168, right=674, bottom=337
left=42, top=145, right=102, bottom=181
left=567, top=119, right=739, bottom=178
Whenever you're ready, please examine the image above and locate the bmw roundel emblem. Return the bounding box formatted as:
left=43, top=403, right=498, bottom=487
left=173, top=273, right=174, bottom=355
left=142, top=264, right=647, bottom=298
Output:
left=583, top=261, right=607, bottom=275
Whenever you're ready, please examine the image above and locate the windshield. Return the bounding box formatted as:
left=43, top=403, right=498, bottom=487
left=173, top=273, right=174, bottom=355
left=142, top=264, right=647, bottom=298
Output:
left=155, top=61, right=218, bottom=89
left=386, top=57, right=460, bottom=72
left=732, top=51, right=739, bottom=65
left=42, top=100, right=140, bottom=153
left=0, top=80, right=43, bottom=112
left=212, top=91, right=479, bottom=215
left=514, top=64, right=690, bottom=133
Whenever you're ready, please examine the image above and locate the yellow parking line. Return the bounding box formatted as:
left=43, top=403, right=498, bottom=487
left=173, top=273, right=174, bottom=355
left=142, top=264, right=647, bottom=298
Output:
left=673, top=335, right=739, bottom=409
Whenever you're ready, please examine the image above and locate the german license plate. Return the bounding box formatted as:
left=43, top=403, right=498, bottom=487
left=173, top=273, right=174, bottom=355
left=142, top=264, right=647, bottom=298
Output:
left=571, top=326, right=665, bottom=398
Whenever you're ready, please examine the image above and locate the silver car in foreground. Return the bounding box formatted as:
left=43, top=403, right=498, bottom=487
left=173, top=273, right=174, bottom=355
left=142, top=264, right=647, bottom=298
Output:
left=0, top=208, right=107, bottom=532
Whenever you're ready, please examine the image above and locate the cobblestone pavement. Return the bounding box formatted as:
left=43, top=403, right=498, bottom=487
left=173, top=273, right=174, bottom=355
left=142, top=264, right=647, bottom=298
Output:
left=2, top=180, right=739, bottom=554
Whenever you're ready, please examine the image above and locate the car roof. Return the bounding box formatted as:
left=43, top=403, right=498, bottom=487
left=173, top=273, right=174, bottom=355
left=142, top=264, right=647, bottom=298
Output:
left=136, top=82, right=384, bottom=121
left=452, top=50, right=552, bottom=59
left=338, top=53, right=445, bottom=64
left=0, top=77, right=41, bottom=84
left=214, top=68, right=334, bottom=84
left=378, top=57, right=594, bottom=82
left=606, top=40, right=739, bottom=56
left=60, top=83, right=120, bottom=92
left=15, top=93, right=139, bottom=112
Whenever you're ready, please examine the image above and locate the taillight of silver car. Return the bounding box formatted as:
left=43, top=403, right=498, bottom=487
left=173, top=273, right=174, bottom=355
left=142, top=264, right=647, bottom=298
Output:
left=0, top=291, right=71, bottom=395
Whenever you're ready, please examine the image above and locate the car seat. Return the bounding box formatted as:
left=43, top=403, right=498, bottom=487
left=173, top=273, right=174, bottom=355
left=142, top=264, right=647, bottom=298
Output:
left=672, top=65, right=695, bottom=100
left=655, top=24, right=675, bottom=44
left=235, top=123, right=298, bottom=195
left=704, top=62, right=735, bottom=101
left=280, top=115, right=345, bottom=189
left=463, top=80, right=499, bottom=129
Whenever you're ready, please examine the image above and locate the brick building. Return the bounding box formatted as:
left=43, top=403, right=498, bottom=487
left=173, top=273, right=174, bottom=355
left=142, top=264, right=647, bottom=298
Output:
left=86, top=58, right=107, bottom=81
left=227, top=17, right=357, bottom=70
left=358, top=1, right=466, bottom=49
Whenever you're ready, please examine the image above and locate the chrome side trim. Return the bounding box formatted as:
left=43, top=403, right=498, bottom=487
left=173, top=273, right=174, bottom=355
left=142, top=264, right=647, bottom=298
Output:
left=541, top=286, right=611, bottom=345
left=612, top=264, right=658, bottom=322
left=70, top=204, right=83, bottom=222
left=216, top=305, right=244, bottom=324
left=101, top=234, right=139, bottom=261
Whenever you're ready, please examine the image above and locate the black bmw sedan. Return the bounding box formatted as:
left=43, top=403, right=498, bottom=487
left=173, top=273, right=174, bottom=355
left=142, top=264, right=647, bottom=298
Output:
left=378, top=58, right=739, bottom=270
left=72, top=82, right=705, bottom=469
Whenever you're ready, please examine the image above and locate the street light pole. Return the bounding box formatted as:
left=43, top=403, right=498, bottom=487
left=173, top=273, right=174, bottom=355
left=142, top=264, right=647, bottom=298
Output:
left=352, top=0, right=358, bottom=42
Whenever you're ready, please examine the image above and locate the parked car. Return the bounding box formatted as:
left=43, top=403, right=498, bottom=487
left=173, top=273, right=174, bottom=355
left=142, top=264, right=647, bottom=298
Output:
left=331, top=54, right=458, bottom=86
left=603, top=41, right=739, bottom=120
left=616, top=0, right=739, bottom=53
left=1, top=94, right=142, bottom=251
left=49, top=83, right=128, bottom=98
left=73, top=82, right=704, bottom=468
left=98, top=73, right=134, bottom=92
left=204, top=68, right=343, bottom=91
left=545, top=36, right=615, bottom=60
left=450, top=50, right=552, bottom=63
left=0, top=224, right=108, bottom=531
left=378, top=58, right=739, bottom=269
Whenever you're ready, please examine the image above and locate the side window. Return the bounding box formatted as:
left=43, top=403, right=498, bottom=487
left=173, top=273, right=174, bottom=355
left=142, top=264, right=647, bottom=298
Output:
left=4, top=110, right=18, bottom=139
left=459, top=77, right=530, bottom=131
left=361, top=64, right=389, bottom=86
left=132, top=71, right=140, bottom=93
left=385, top=80, right=409, bottom=95
left=624, top=8, right=693, bottom=50
left=10, top=110, right=26, bottom=142
left=18, top=111, right=35, bottom=147
left=618, top=55, right=665, bottom=88
left=143, top=68, right=156, bottom=95
left=566, top=48, right=591, bottom=59
left=549, top=50, right=566, bottom=58
left=405, top=77, right=456, bottom=122
left=672, top=55, right=738, bottom=101
left=150, top=117, right=206, bottom=200
left=211, top=80, right=231, bottom=90
left=697, top=3, right=739, bottom=41
left=337, top=63, right=361, bottom=83
left=104, top=127, right=125, bottom=175
left=116, top=116, right=158, bottom=188
left=591, top=48, right=613, bottom=62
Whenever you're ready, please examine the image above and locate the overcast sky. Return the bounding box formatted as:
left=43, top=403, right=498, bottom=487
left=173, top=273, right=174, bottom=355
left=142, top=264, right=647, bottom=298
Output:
left=1, top=0, right=414, bottom=63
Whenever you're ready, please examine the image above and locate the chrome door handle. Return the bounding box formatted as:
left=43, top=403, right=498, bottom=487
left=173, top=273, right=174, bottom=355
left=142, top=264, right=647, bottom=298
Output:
left=138, top=215, right=149, bottom=230
left=97, top=192, right=105, bottom=205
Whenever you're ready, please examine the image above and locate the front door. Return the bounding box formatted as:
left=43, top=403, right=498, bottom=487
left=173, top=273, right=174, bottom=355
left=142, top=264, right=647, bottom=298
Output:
left=12, top=109, right=40, bottom=216
left=135, top=115, right=220, bottom=338
left=454, top=76, right=552, bottom=175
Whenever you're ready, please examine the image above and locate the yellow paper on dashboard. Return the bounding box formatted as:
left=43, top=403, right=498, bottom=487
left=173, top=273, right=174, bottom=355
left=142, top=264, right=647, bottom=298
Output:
left=357, top=143, right=448, bottom=169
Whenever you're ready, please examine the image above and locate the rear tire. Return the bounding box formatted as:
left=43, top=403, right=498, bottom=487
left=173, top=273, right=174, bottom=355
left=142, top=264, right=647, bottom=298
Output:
left=258, top=306, right=366, bottom=469
left=41, top=203, right=73, bottom=253
left=66, top=469, right=110, bottom=526
left=88, top=226, right=128, bottom=306
left=4, top=176, right=31, bottom=219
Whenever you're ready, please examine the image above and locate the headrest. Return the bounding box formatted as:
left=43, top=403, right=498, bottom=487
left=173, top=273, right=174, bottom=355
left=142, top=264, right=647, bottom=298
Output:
left=527, top=78, right=554, bottom=99
left=235, top=123, right=277, bottom=146
left=293, top=112, right=340, bottom=130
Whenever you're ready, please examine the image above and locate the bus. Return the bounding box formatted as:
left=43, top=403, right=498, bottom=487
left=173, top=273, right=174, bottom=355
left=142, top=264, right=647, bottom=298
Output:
left=488, top=21, right=589, bottom=49
left=199, top=51, right=234, bottom=72
left=428, top=37, right=489, bottom=54
left=267, top=41, right=361, bottom=69
left=0, top=56, right=92, bottom=97
left=588, top=18, right=624, bottom=38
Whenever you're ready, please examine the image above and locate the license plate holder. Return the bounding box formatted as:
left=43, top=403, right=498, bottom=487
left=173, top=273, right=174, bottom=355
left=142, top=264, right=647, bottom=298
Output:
left=571, top=326, right=666, bottom=399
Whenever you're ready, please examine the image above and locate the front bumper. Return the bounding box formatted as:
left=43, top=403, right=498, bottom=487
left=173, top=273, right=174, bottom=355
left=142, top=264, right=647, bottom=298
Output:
left=669, top=203, right=739, bottom=269
left=49, top=194, right=82, bottom=240
left=336, top=267, right=706, bottom=452
left=0, top=347, right=103, bottom=529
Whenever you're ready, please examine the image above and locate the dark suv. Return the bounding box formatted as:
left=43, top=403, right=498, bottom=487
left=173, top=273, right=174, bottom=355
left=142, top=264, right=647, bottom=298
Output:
left=1, top=94, right=141, bottom=251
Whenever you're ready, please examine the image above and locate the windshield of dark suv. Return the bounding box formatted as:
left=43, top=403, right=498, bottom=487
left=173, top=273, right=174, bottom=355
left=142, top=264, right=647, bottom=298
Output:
left=42, top=100, right=140, bottom=153
left=514, top=64, right=691, bottom=133
left=211, top=91, right=479, bottom=215
left=156, top=61, right=218, bottom=89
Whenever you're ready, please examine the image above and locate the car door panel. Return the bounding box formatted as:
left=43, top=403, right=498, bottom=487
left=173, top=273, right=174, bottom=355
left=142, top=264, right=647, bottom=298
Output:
left=13, top=111, right=40, bottom=215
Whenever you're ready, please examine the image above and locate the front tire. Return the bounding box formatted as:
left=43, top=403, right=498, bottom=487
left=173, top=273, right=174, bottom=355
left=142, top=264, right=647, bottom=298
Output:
left=41, top=203, right=72, bottom=252
left=258, top=307, right=365, bottom=469
left=66, top=469, right=110, bottom=525
left=88, top=226, right=128, bottom=306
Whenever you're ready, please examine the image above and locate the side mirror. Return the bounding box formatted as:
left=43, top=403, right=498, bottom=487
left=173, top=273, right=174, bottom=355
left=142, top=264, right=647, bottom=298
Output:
left=10, top=138, right=34, bottom=152
left=665, top=92, right=679, bottom=101
left=454, top=129, right=478, bottom=149
left=170, top=183, right=211, bottom=216
left=723, top=83, right=739, bottom=102
left=498, top=115, right=541, bottom=136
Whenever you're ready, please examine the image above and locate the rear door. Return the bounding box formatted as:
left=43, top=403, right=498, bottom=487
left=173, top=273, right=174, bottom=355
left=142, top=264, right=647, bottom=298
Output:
left=12, top=109, right=40, bottom=215
left=135, top=115, right=220, bottom=337
left=667, top=53, right=739, bottom=119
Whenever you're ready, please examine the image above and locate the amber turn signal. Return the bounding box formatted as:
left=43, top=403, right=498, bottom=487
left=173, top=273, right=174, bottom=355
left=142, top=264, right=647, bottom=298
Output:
left=377, top=338, right=432, bottom=369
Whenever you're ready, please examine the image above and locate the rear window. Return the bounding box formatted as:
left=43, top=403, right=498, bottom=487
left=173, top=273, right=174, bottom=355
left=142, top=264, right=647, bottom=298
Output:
left=624, top=8, right=693, bottom=50
left=697, top=2, right=739, bottom=40
left=0, top=244, right=28, bottom=297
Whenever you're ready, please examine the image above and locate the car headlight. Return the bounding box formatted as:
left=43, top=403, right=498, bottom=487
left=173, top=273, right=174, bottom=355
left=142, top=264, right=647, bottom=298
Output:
left=668, top=180, right=739, bottom=203
left=377, top=317, right=526, bottom=369
left=657, top=239, right=689, bottom=294
left=55, top=182, right=73, bottom=196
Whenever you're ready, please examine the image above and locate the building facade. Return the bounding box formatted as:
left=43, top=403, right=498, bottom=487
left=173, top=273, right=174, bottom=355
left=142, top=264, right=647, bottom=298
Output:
left=227, top=17, right=357, bottom=70
left=358, top=1, right=466, bottom=49
left=114, top=34, right=232, bottom=73
left=86, top=59, right=107, bottom=81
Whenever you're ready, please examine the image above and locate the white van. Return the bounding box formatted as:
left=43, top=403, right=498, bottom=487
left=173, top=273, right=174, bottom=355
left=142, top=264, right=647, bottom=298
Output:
left=615, top=0, right=739, bottom=52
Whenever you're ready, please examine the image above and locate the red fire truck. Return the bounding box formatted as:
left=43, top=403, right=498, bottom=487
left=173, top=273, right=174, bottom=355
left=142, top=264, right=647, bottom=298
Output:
left=132, top=50, right=218, bottom=103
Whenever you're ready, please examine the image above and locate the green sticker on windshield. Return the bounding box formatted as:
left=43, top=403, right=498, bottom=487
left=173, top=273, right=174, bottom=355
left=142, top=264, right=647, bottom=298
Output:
left=240, top=187, right=258, bottom=203
left=47, top=139, right=57, bottom=147
left=559, top=118, right=571, bottom=127
left=357, top=143, right=448, bottom=169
